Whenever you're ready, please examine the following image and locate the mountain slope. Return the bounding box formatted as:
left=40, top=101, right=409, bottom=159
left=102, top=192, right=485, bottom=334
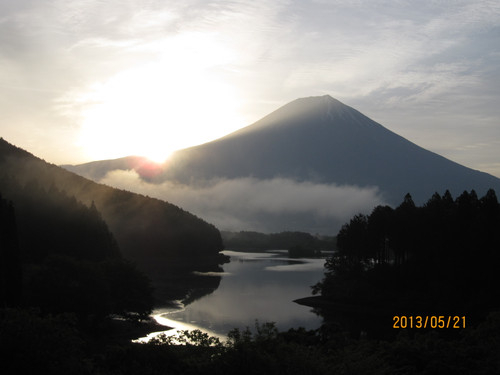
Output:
left=62, top=156, right=164, bottom=181
left=0, top=138, right=224, bottom=276
left=162, top=95, right=500, bottom=204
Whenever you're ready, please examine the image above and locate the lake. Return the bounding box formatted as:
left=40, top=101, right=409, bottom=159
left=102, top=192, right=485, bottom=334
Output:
left=142, top=250, right=327, bottom=341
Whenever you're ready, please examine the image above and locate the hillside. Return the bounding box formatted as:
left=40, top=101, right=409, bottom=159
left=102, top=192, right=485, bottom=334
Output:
left=0, top=138, right=225, bottom=300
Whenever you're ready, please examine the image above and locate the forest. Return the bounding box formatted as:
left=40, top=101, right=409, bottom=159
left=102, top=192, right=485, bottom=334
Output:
left=312, top=189, right=500, bottom=317
left=0, top=138, right=226, bottom=302
left=0, top=185, right=153, bottom=324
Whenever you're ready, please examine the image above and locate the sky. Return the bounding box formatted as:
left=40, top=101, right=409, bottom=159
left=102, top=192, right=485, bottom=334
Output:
left=1, top=0, right=500, bottom=177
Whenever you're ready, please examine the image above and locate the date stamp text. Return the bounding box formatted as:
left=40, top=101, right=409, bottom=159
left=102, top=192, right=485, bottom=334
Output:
left=393, top=315, right=466, bottom=329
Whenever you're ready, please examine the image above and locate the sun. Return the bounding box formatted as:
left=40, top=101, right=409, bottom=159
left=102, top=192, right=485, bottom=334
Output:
left=75, top=32, right=242, bottom=163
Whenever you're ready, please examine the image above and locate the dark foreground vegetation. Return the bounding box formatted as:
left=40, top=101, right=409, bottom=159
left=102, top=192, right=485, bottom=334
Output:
left=1, top=309, right=500, bottom=374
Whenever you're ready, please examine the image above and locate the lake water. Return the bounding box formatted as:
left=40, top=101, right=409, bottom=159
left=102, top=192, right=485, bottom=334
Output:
left=142, top=250, right=327, bottom=341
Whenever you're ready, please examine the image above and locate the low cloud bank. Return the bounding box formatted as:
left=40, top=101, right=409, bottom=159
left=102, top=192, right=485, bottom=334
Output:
left=100, top=170, right=386, bottom=234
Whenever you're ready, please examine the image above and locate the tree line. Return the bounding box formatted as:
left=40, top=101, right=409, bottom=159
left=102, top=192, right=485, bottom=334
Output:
left=221, top=230, right=336, bottom=255
left=313, top=189, right=500, bottom=314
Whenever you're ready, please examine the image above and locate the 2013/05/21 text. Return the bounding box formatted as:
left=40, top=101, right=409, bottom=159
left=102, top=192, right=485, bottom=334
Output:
left=393, top=316, right=466, bottom=329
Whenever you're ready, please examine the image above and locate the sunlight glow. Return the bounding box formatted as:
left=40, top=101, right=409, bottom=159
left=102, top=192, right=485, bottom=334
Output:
left=75, top=32, right=243, bottom=162
left=134, top=308, right=226, bottom=343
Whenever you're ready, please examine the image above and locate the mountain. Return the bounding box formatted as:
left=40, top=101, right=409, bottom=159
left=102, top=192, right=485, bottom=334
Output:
left=61, top=156, right=164, bottom=181
left=62, top=95, right=500, bottom=234
left=161, top=95, right=500, bottom=204
left=0, top=138, right=225, bottom=300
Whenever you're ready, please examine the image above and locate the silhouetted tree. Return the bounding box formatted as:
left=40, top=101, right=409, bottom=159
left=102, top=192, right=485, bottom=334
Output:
left=391, top=193, right=418, bottom=265
left=367, top=205, right=394, bottom=265
left=337, top=214, right=369, bottom=263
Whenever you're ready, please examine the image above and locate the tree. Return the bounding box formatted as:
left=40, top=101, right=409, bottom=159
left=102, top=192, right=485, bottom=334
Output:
left=367, top=205, right=394, bottom=265
left=391, top=193, right=418, bottom=265
left=337, top=214, right=369, bottom=264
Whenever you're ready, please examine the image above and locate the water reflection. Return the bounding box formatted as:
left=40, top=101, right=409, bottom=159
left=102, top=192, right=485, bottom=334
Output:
left=136, top=305, right=226, bottom=343
left=148, top=250, right=326, bottom=339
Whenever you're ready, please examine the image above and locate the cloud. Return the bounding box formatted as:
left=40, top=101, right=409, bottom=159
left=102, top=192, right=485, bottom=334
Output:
left=99, top=169, right=385, bottom=233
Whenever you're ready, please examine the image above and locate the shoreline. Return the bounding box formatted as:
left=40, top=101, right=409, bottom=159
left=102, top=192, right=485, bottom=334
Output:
left=294, top=296, right=396, bottom=316
left=104, top=317, right=173, bottom=344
